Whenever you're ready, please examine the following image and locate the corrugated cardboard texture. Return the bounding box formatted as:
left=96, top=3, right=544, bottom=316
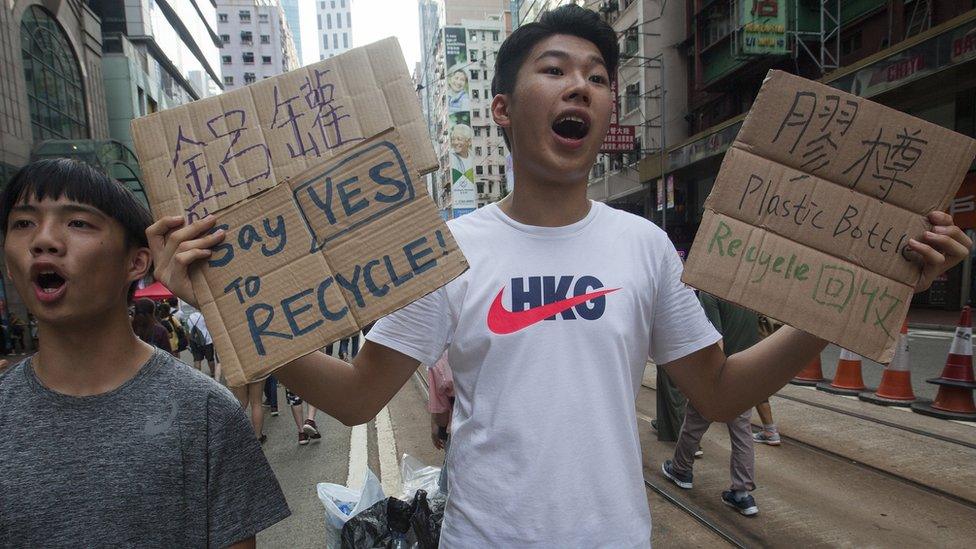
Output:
left=683, top=70, right=976, bottom=362
left=131, top=39, right=467, bottom=385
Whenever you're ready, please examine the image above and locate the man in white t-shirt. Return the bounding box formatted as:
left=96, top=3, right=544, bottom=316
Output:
left=147, top=5, right=971, bottom=547
left=187, top=310, right=220, bottom=380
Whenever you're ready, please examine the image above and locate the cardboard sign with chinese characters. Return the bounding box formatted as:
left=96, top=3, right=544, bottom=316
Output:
left=131, top=38, right=468, bottom=385
left=683, top=70, right=976, bottom=363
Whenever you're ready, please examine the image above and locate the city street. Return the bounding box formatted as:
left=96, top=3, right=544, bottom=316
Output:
left=181, top=325, right=976, bottom=547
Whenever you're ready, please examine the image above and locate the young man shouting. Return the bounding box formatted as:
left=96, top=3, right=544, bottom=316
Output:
left=0, top=159, right=289, bottom=548
left=149, top=6, right=971, bottom=547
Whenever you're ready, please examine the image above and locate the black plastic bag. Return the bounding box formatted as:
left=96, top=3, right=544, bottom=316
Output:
left=341, top=497, right=416, bottom=549
left=340, top=490, right=445, bottom=549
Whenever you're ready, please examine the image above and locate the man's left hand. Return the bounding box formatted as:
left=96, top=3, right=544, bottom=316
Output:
left=910, top=211, right=973, bottom=293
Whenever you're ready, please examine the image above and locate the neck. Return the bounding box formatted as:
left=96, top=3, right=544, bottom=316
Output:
left=33, top=308, right=154, bottom=397
left=498, top=164, right=591, bottom=227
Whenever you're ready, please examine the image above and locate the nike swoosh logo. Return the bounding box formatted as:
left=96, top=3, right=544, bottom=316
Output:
left=487, top=287, right=620, bottom=335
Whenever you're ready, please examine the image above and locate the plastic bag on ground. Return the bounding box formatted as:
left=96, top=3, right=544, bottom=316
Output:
left=317, top=468, right=385, bottom=548
left=399, top=454, right=441, bottom=500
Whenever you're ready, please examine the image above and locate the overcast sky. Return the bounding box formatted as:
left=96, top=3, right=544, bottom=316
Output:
left=299, top=0, right=422, bottom=71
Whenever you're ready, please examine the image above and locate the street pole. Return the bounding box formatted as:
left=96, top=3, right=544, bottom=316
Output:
left=659, top=52, right=667, bottom=231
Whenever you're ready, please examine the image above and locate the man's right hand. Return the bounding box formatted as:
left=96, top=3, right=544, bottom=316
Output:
left=145, top=216, right=226, bottom=308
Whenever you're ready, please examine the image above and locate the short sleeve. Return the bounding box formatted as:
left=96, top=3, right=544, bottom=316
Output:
left=366, top=286, right=454, bottom=366
left=648, top=246, right=721, bottom=365
left=206, top=391, right=290, bottom=548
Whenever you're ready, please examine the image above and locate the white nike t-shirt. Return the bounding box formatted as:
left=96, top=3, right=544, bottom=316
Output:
left=367, top=201, right=720, bottom=548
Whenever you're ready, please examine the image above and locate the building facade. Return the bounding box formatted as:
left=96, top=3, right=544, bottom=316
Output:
left=418, top=0, right=511, bottom=218
left=316, top=0, right=353, bottom=60
left=217, top=0, right=300, bottom=91
left=281, top=0, right=302, bottom=63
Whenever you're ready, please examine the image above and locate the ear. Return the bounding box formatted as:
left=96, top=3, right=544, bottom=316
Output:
left=127, top=246, right=153, bottom=286
left=491, top=93, right=511, bottom=132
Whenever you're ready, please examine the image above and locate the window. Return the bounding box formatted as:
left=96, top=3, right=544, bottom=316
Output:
left=470, top=49, right=478, bottom=60
left=259, top=13, right=268, bottom=23
left=474, top=127, right=481, bottom=137
left=347, top=12, right=351, bottom=28
left=323, top=34, right=328, bottom=48
left=498, top=147, right=504, bottom=155
left=337, top=13, right=342, bottom=28
left=262, top=55, right=271, bottom=64
left=220, top=34, right=230, bottom=44
left=260, top=35, right=270, bottom=44
left=224, top=75, right=234, bottom=85
left=244, top=72, right=256, bottom=84
left=242, top=51, right=254, bottom=64
left=341, top=0, right=345, bottom=7
left=476, top=166, right=484, bottom=175
left=496, top=126, right=503, bottom=137
left=499, top=164, right=505, bottom=175
left=469, top=30, right=477, bottom=41
left=841, top=31, right=862, bottom=56
left=492, top=31, right=499, bottom=41
left=477, top=182, right=484, bottom=194
left=318, top=15, right=322, bottom=29
left=239, top=10, right=251, bottom=23
left=331, top=0, right=335, bottom=7
left=623, top=26, right=638, bottom=57
left=472, top=89, right=479, bottom=99
left=470, top=70, right=479, bottom=80
left=241, top=31, right=252, bottom=44
left=624, top=82, right=640, bottom=113
left=703, top=7, right=731, bottom=48
left=473, top=110, right=480, bottom=118
left=487, top=165, right=493, bottom=175
left=327, top=14, right=332, bottom=29
left=218, top=13, right=228, bottom=23
left=20, top=6, right=89, bottom=140
left=475, top=146, right=482, bottom=156
left=333, top=33, right=338, bottom=49
left=221, top=55, right=231, bottom=64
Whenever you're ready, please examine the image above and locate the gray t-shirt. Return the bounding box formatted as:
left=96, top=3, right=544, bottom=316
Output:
left=0, top=349, right=290, bottom=548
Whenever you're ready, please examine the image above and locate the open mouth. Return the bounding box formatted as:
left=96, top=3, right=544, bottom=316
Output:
left=552, top=115, right=590, bottom=141
left=36, top=271, right=66, bottom=294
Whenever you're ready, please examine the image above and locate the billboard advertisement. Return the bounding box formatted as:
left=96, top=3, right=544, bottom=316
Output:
left=445, top=27, right=477, bottom=217
left=738, top=0, right=787, bottom=55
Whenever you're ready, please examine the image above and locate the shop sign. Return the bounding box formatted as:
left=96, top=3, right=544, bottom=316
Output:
left=601, top=124, right=636, bottom=153
left=666, top=121, right=742, bottom=172
left=738, top=0, right=788, bottom=56
left=950, top=172, right=976, bottom=230
left=831, top=20, right=976, bottom=99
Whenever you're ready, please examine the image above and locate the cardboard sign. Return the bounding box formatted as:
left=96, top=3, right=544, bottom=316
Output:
left=131, top=39, right=468, bottom=385
left=683, top=70, right=976, bottom=363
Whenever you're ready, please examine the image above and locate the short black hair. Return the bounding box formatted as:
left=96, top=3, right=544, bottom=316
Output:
left=0, top=158, right=153, bottom=299
left=491, top=5, right=619, bottom=149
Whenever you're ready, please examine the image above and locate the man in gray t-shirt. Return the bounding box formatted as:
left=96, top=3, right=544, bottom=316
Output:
left=0, top=349, right=290, bottom=547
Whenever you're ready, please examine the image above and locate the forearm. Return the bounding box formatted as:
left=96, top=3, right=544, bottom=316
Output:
left=666, top=326, right=827, bottom=422
left=273, top=341, right=419, bottom=426
left=717, top=326, right=827, bottom=419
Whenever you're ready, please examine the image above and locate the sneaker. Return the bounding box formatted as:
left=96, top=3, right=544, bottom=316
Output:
left=753, top=431, right=781, bottom=446
left=270, top=406, right=279, bottom=417
left=722, top=490, right=758, bottom=516
left=650, top=419, right=658, bottom=432
left=303, top=419, right=321, bottom=439
left=661, top=460, right=693, bottom=489
left=258, top=434, right=267, bottom=444
left=694, top=448, right=704, bottom=458
left=261, top=400, right=271, bottom=408
left=298, top=432, right=309, bottom=446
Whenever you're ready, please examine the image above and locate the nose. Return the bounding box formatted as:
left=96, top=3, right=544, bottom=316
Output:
left=565, top=72, right=591, bottom=106
left=29, top=221, right=65, bottom=257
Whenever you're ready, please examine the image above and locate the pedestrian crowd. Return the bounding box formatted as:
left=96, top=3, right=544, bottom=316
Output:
left=0, top=5, right=971, bottom=547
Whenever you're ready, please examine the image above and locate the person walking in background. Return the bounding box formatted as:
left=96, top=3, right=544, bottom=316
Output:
left=130, top=298, right=172, bottom=354
left=264, top=376, right=280, bottom=417
left=753, top=400, right=781, bottom=446
left=27, top=315, right=38, bottom=349
left=662, top=293, right=761, bottom=516
left=231, top=379, right=267, bottom=443
left=156, top=302, right=185, bottom=357
left=428, top=351, right=455, bottom=494
left=8, top=313, right=25, bottom=353
left=186, top=309, right=220, bottom=380
left=281, top=388, right=321, bottom=445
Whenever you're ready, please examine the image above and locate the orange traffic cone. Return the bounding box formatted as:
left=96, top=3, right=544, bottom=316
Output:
left=818, top=348, right=872, bottom=396
left=790, top=356, right=825, bottom=386
left=913, top=307, right=976, bottom=420
left=861, top=322, right=915, bottom=406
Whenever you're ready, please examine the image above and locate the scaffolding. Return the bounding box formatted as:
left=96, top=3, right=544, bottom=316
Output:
left=790, top=0, right=841, bottom=76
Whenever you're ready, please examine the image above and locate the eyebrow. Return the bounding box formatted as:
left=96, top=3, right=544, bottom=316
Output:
left=12, top=203, right=106, bottom=218
left=534, top=49, right=606, bottom=68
